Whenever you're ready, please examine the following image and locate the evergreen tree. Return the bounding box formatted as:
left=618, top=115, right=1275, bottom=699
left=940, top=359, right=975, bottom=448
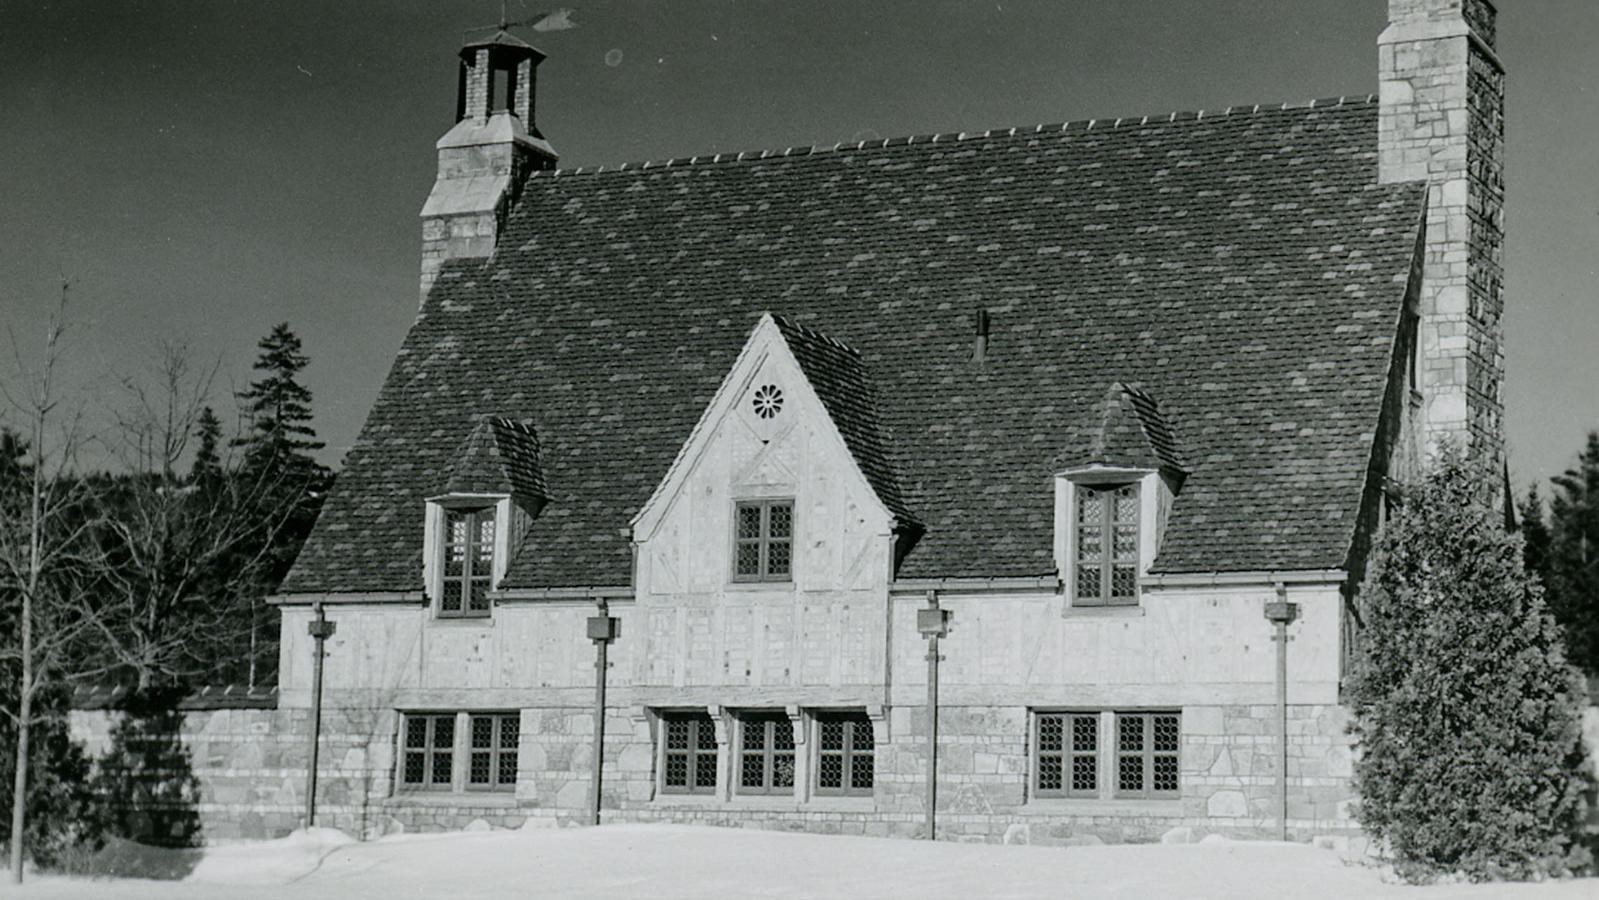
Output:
left=234, top=323, right=325, bottom=477
left=1548, top=432, right=1599, bottom=677
left=189, top=406, right=221, bottom=485
left=1347, top=443, right=1592, bottom=882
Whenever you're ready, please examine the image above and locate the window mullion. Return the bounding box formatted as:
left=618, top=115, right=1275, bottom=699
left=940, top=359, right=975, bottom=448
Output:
left=1101, top=494, right=1114, bottom=601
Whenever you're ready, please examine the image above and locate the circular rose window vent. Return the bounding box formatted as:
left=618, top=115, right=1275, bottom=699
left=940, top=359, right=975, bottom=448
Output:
left=752, top=384, right=784, bottom=419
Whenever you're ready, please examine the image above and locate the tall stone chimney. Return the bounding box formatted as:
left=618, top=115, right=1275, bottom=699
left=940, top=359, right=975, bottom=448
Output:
left=1378, top=0, right=1505, bottom=471
left=419, top=31, right=558, bottom=303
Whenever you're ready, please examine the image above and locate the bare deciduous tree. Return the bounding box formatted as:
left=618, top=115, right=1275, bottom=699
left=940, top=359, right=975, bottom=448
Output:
left=0, top=283, right=119, bottom=883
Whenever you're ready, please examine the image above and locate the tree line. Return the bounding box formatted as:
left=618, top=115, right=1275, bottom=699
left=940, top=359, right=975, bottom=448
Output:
left=1, top=286, right=329, bottom=880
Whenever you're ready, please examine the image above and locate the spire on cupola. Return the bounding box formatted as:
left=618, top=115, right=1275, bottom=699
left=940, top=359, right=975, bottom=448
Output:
left=418, top=21, right=559, bottom=305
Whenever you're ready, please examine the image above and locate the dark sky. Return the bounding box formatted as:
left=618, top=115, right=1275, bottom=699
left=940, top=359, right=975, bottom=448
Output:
left=3, top=0, right=1595, bottom=490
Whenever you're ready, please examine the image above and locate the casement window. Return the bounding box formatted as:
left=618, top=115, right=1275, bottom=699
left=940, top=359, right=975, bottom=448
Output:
left=1073, top=484, right=1139, bottom=605
left=661, top=711, right=718, bottom=795
left=1114, top=712, right=1180, bottom=799
left=467, top=713, right=520, bottom=791
left=440, top=506, right=496, bottom=617
left=733, top=499, right=793, bottom=582
left=399, top=711, right=519, bottom=793
left=813, top=711, right=874, bottom=796
left=1034, top=712, right=1099, bottom=799
left=401, top=713, right=457, bottom=791
left=1032, top=710, right=1180, bottom=800
left=737, top=711, right=796, bottom=795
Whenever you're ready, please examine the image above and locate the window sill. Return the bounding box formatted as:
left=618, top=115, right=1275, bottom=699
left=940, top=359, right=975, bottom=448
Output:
left=654, top=794, right=877, bottom=814
left=1061, top=604, right=1144, bottom=618
left=724, top=581, right=795, bottom=593
left=384, top=791, right=520, bottom=808
left=428, top=615, right=496, bottom=626
left=1024, top=797, right=1181, bottom=817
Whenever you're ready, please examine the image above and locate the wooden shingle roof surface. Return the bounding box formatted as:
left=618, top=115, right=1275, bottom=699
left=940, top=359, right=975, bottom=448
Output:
left=283, top=97, right=1426, bottom=592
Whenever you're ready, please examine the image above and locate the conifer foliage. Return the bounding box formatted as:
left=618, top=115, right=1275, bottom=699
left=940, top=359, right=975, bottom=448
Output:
left=1547, top=432, right=1599, bottom=677
left=1347, top=444, right=1592, bottom=882
left=235, top=322, right=325, bottom=476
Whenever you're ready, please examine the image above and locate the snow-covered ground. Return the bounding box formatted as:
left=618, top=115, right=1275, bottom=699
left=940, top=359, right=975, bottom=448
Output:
left=3, top=824, right=1596, bottom=899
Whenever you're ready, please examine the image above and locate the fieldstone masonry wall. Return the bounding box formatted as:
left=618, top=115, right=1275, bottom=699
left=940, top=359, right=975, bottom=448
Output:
left=1378, top=0, right=1505, bottom=470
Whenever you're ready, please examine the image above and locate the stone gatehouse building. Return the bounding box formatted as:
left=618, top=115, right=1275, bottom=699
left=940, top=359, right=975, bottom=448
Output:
left=247, top=0, right=1506, bottom=844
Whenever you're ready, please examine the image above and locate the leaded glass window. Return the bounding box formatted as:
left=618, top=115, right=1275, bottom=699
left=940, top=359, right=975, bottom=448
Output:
left=814, top=711, right=874, bottom=796
left=1035, top=712, right=1098, bottom=798
left=1074, top=484, right=1139, bottom=606
left=732, top=499, right=793, bottom=582
left=467, top=713, right=519, bottom=791
left=661, top=711, right=717, bottom=795
left=738, top=712, right=796, bottom=795
left=399, top=713, right=456, bottom=791
left=1114, top=711, right=1181, bottom=799
left=440, top=506, right=496, bottom=617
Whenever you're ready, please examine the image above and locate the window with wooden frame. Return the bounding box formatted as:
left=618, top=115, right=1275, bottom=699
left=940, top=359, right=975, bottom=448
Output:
left=813, top=711, right=874, bottom=796
left=1074, top=484, right=1139, bottom=605
left=737, top=711, right=796, bottom=795
left=400, top=713, right=456, bottom=791
left=660, top=711, right=718, bottom=795
left=467, top=713, right=520, bottom=791
left=440, top=506, right=496, bottom=617
left=732, top=499, right=793, bottom=582
left=1034, top=711, right=1099, bottom=799
left=1114, top=711, right=1180, bottom=799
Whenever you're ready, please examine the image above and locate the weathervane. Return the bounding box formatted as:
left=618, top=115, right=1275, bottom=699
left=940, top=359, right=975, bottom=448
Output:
left=462, top=3, right=576, bottom=42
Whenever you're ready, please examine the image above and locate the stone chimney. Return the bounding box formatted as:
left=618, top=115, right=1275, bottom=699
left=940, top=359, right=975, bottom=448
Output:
left=1378, top=0, right=1505, bottom=470
left=419, top=31, right=558, bottom=303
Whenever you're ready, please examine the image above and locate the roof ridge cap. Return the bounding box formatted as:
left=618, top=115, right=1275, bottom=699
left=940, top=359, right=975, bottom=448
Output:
left=527, top=94, right=1380, bottom=180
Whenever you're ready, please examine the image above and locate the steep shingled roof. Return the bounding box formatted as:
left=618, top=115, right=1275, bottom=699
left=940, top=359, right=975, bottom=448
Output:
left=282, top=97, right=1425, bottom=592
left=1057, top=383, right=1187, bottom=475
left=440, top=415, right=548, bottom=510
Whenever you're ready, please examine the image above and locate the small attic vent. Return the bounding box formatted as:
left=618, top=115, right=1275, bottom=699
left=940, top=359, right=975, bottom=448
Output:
left=752, top=384, right=784, bottom=419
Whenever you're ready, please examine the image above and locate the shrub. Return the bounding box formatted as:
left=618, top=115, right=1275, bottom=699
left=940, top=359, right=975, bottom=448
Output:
left=1347, top=444, right=1593, bottom=882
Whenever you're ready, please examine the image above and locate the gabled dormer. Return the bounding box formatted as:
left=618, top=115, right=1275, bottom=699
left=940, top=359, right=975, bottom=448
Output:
left=423, top=416, right=547, bottom=617
left=1053, top=383, right=1186, bottom=607
left=632, top=313, right=917, bottom=593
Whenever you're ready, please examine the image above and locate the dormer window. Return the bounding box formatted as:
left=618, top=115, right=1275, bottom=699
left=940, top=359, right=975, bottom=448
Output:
left=1073, top=483, right=1140, bottom=605
left=441, top=506, right=496, bottom=617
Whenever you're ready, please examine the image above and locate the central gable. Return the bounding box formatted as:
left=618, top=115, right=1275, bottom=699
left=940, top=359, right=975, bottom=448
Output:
left=633, top=314, right=900, bottom=595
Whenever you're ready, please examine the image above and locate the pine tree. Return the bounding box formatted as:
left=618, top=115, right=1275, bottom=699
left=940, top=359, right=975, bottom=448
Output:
left=189, top=406, right=221, bottom=485
left=234, top=323, right=325, bottom=477
left=1347, top=443, right=1592, bottom=882
left=1521, top=483, right=1553, bottom=584
left=1548, top=432, right=1599, bottom=677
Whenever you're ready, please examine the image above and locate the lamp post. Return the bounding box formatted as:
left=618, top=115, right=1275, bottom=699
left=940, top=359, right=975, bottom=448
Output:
left=916, top=590, right=952, bottom=841
left=1264, top=586, right=1299, bottom=842
left=304, top=602, right=337, bottom=830
left=586, top=599, right=620, bottom=827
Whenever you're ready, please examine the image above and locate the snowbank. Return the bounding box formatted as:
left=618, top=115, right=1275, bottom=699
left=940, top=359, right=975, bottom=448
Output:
left=5, top=824, right=1595, bottom=899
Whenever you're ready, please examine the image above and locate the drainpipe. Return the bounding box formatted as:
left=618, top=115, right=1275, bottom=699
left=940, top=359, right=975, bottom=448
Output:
left=1264, top=584, right=1299, bottom=842
left=586, top=599, right=620, bottom=826
left=304, top=601, right=337, bottom=830
left=916, top=590, right=952, bottom=841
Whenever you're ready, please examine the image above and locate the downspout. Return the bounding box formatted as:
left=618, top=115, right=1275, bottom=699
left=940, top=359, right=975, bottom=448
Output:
left=305, top=601, right=337, bottom=829
left=916, top=590, right=952, bottom=840
left=1265, top=583, right=1299, bottom=842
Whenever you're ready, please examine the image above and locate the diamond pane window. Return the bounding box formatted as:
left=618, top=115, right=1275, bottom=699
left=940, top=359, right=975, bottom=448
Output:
left=1114, top=711, right=1181, bottom=799
left=738, top=712, right=796, bottom=795
left=440, top=507, right=496, bottom=618
left=1074, top=484, right=1140, bottom=606
left=732, top=500, right=794, bottom=582
left=1034, top=712, right=1098, bottom=799
left=661, top=711, right=717, bottom=795
left=399, top=713, right=457, bottom=791
left=814, top=711, right=873, bottom=796
left=466, top=713, right=519, bottom=791
left=396, top=716, right=454, bottom=792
